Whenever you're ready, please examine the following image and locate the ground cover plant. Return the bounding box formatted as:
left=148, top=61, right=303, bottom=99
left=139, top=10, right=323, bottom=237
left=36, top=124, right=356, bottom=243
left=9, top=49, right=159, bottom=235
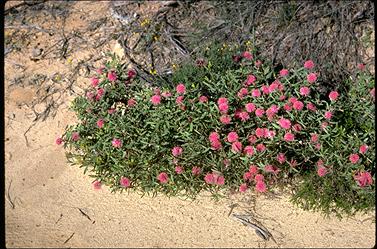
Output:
left=58, top=43, right=375, bottom=217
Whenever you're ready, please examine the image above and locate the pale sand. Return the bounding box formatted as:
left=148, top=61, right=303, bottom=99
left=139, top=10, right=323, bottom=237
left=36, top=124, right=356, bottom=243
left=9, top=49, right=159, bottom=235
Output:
left=5, top=1, right=375, bottom=248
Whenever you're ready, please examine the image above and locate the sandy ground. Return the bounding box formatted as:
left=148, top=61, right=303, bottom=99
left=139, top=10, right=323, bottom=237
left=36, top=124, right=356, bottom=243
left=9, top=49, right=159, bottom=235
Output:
left=4, top=1, right=376, bottom=248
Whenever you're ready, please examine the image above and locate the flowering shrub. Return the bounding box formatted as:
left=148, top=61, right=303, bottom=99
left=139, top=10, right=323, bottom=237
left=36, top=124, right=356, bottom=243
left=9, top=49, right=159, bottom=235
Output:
left=59, top=43, right=375, bottom=216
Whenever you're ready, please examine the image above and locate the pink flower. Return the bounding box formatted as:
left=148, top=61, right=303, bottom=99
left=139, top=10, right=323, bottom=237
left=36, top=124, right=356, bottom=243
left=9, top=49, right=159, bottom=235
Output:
left=172, top=146, right=183, bottom=157
left=120, top=177, right=131, bottom=188
left=220, top=115, right=231, bottom=124
left=218, top=103, right=229, bottom=113
left=315, top=143, right=321, bottom=150
left=306, top=102, right=317, bottom=111
left=157, top=172, right=169, bottom=184
left=255, top=128, right=265, bottom=138
left=278, top=118, right=291, bottom=129
left=246, top=74, right=257, bottom=86
left=284, top=132, right=295, bottom=142
left=151, top=95, right=161, bottom=105
left=175, top=166, right=184, bottom=174
left=264, top=129, right=276, bottom=139
left=317, top=159, right=324, bottom=167
left=267, top=104, right=279, bottom=115
left=107, top=71, right=117, bottom=82
left=72, top=132, right=80, bottom=141
left=91, top=77, right=99, bottom=87
left=255, top=60, right=262, bottom=67
left=292, top=124, right=302, bottom=132
left=238, top=111, right=250, bottom=121
left=243, top=171, right=253, bottom=181
left=227, top=132, right=239, bottom=143
left=223, top=159, right=231, bottom=167
left=317, top=167, right=327, bottom=177
left=255, top=181, right=267, bottom=193
left=269, top=82, right=279, bottom=92
left=329, top=91, right=339, bottom=101
left=254, top=174, right=264, bottom=182
left=307, top=73, right=317, bottom=83
left=86, top=91, right=95, bottom=100
left=176, top=96, right=184, bottom=105
left=304, top=60, right=314, bottom=69
left=349, top=154, right=360, bottom=164
left=293, top=101, right=304, bottom=111
left=265, top=165, right=280, bottom=175
left=245, top=103, right=256, bottom=113
left=324, top=111, right=332, bottom=120
left=162, top=91, right=172, bottom=98
left=357, top=63, right=365, bottom=71
left=55, top=137, right=63, bottom=145
left=255, top=108, right=265, bottom=117
left=252, top=89, right=261, bottom=98
left=216, top=176, right=225, bottom=185
left=239, top=183, right=248, bottom=193
left=232, top=141, right=242, bottom=153
left=209, top=132, right=220, bottom=142
left=204, top=173, right=215, bottom=184
left=97, top=119, right=104, bottom=128
left=127, top=98, right=137, bottom=107
left=199, top=96, right=208, bottom=103
left=261, top=85, right=270, bottom=95
left=249, top=165, right=258, bottom=175
left=354, top=171, right=373, bottom=187
left=192, top=166, right=202, bottom=176
left=97, top=88, right=105, bottom=96
left=311, top=133, right=319, bottom=143
left=237, top=88, right=248, bottom=99
left=176, top=84, right=186, bottom=94
left=279, top=69, right=289, bottom=77
left=244, top=146, right=254, bottom=157
left=242, top=51, right=253, bottom=60
left=112, top=138, right=122, bottom=148
left=217, top=97, right=228, bottom=105
left=289, top=97, right=298, bottom=104
left=284, top=103, right=292, bottom=111
left=321, top=122, right=329, bottom=130
left=277, top=153, right=286, bottom=164
left=128, top=69, right=137, bottom=79
left=300, top=87, right=310, bottom=96
left=359, top=144, right=368, bottom=154
left=96, top=67, right=104, bottom=74
left=256, top=143, right=266, bottom=152
left=248, top=135, right=257, bottom=144
left=211, top=140, right=222, bottom=150
left=93, top=180, right=102, bottom=190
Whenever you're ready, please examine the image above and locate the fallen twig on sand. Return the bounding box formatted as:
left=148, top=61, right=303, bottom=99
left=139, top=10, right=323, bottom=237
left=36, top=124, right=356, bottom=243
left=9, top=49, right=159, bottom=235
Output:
left=63, top=232, right=75, bottom=244
left=232, top=213, right=276, bottom=243
left=6, top=180, right=16, bottom=209
left=78, top=208, right=93, bottom=222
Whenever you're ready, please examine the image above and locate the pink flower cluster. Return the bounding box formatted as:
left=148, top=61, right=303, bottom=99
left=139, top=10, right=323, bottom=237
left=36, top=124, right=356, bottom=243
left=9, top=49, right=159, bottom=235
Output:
left=204, top=172, right=225, bottom=185
left=354, top=171, right=373, bottom=187
left=240, top=165, right=267, bottom=193
left=217, top=97, right=229, bottom=113
left=172, top=146, right=183, bottom=157
left=209, top=132, right=222, bottom=150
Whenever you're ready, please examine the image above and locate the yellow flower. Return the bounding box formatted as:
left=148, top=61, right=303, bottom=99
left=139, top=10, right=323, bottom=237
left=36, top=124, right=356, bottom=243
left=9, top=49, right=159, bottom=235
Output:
left=66, top=57, right=73, bottom=65
left=140, top=18, right=151, bottom=27
left=149, top=69, right=157, bottom=75
left=172, top=64, right=177, bottom=70
left=153, top=35, right=159, bottom=41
